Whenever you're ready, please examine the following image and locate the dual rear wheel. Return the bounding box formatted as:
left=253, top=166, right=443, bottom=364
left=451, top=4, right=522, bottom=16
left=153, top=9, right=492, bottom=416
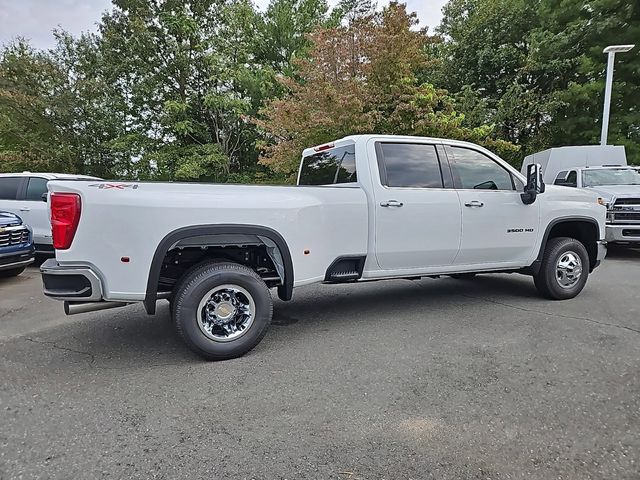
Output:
left=172, top=262, right=273, bottom=361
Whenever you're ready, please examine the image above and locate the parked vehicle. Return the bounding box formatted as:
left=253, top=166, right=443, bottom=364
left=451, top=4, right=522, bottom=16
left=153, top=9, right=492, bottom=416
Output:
left=0, top=211, right=34, bottom=278
left=41, top=135, right=606, bottom=360
left=0, top=173, right=101, bottom=255
left=522, top=146, right=640, bottom=245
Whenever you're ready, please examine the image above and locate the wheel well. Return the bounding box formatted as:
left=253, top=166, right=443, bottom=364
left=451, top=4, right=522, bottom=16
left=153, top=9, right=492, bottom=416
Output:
left=144, top=225, right=294, bottom=314
left=545, top=220, right=599, bottom=270
left=159, top=242, right=281, bottom=291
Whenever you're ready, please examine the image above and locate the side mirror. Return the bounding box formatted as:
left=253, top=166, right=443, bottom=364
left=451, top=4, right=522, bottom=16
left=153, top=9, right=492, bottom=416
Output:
left=521, top=163, right=545, bottom=205
left=41, top=192, right=48, bottom=202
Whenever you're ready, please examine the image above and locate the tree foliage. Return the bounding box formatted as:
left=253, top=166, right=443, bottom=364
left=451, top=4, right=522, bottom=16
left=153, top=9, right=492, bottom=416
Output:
left=0, top=0, right=637, bottom=181
left=0, top=0, right=330, bottom=180
left=258, top=2, right=518, bottom=176
left=433, top=0, right=640, bottom=163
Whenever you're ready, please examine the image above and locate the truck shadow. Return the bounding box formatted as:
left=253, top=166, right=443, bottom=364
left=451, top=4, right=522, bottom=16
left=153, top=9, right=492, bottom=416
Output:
left=14, top=273, right=549, bottom=369
left=605, top=245, right=640, bottom=260
left=272, top=274, right=540, bottom=330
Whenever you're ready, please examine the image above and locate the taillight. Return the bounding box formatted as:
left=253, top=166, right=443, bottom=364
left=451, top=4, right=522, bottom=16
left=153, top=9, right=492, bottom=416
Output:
left=51, top=193, right=81, bottom=250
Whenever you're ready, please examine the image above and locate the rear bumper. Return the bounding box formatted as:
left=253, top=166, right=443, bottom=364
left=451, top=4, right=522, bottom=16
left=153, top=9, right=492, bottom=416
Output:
left=0, top=247, right=35, bottom=271
left=40, top=258, right=104, bottom=301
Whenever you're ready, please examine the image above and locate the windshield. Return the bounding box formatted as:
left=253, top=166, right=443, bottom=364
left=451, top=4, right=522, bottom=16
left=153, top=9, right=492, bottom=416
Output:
left=582, top=168, right=640, bottom=187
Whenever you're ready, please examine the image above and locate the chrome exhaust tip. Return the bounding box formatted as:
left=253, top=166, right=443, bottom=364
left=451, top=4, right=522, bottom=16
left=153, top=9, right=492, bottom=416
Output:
left=63, top=301, right=129, bottom=316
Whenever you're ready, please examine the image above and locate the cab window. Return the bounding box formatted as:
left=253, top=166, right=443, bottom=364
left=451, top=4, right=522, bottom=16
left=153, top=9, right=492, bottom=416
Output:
left=26, top=177, right=49, bottom=201
left=448, top=147, right=514, bottom=191
left=555, top=170, right=577, bottom=187
left=554, top=171, right=568, bottom=185
left=298, top=145, right=357, bottom=185
left=376, top=143, right=444, bottom=188
left=0, top=177, right=21, bottom=200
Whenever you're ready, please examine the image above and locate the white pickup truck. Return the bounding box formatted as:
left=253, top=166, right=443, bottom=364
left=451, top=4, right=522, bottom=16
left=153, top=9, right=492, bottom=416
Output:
left=522, top=145, right=640, bottom=244
left=41, top=135, right=607, bottom=360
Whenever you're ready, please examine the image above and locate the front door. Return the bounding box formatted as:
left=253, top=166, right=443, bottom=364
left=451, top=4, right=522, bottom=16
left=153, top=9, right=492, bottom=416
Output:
left=372, top=141, right=462, bottom=271
left=445, top=145, right=539, bottom=266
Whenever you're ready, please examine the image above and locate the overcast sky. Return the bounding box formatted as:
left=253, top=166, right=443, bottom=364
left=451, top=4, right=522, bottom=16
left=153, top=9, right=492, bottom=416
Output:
left=0, top=0, right=447, bottom=50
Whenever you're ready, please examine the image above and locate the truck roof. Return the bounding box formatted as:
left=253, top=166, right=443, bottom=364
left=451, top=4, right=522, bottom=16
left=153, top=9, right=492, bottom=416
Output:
left=0, top=172, right=100, bottom=180
left=576, top=165, right=635, bottom=170
left=302, top=134, right=486, bottom=158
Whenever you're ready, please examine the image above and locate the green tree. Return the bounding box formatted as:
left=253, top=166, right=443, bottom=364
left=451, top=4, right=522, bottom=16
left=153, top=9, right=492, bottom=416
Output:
left=0, top=40, right=74, bottom=173
left=258, top=2, right=518, bottom=177
left=433, top=0, right=549, bottom=155
left=531, top=0, right=640, bottom=162
left=255, top=0, right=330, bottom=75
left=0, top=33, right=122, bottom=177
left=433, top=0, right=640, bottom=163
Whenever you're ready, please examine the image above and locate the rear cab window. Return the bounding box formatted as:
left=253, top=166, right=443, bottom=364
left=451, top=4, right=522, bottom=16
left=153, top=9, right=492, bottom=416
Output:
left=298, top=144, right=357, bottom=185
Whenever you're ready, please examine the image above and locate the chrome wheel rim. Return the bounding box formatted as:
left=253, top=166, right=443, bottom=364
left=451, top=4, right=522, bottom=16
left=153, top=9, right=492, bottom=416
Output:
left=197, top=284, right=255, bottom=342
left=555, top=251, right=583, bottom=289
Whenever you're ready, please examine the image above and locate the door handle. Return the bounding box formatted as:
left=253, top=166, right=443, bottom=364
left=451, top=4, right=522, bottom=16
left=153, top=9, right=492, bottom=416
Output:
left=464, top=200, right=484, bottom=208
left=380, top=200, right=404, bottom=207
left=19, top=207, right=30, bottom=212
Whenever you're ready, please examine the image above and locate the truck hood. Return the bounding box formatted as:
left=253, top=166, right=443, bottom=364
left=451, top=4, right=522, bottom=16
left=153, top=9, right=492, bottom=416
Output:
left=544, top=184, right=599, bottom=202
left=0, top=211, right=22, bottom=227
left=584, top=184, right=640, bottom=199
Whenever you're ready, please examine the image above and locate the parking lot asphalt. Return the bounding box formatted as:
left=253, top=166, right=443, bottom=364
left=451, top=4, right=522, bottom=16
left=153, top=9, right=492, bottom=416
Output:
left=1, top=249, right=639, bottom=480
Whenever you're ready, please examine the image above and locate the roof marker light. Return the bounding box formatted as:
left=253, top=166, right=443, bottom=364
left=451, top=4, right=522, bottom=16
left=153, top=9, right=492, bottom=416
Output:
left=314, top=143, right=335, bottom=152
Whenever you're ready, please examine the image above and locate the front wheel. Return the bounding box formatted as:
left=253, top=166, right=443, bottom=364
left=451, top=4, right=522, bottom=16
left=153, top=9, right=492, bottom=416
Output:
left=533, top=237, right=589, bottom=300
left=173, top=262, right=273, bottom=360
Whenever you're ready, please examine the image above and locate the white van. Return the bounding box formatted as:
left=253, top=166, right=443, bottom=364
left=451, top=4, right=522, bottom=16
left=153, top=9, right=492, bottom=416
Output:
left=0, top=173, right=101, bottom=254
left=522, top=146, right=640, bottom=244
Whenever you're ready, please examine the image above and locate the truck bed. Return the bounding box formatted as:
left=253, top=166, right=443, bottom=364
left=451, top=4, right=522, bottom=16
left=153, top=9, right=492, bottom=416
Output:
left=49, top=181, right=368, bottom=300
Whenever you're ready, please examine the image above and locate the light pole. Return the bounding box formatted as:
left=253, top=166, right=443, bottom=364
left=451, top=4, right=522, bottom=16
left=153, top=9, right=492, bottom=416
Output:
left=600, top=44, right=635, bottom=145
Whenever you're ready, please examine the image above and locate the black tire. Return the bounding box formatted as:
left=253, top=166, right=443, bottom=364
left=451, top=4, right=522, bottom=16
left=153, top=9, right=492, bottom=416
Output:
left=173, top=261, right=273, bottom=360
left=0, top=267, right=26, bottom=278
left=449, top=273, right=477, bottom=280
left=533, top=237, right=589, bottom=300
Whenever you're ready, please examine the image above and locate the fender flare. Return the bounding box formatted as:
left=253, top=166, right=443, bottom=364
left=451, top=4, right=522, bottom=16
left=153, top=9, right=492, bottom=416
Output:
left=530, top=216, right=600, bottom=275
left=144, top=224, right=294, bottom=314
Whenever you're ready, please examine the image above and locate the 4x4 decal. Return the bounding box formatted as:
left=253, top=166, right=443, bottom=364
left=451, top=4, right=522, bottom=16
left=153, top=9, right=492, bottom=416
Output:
left=88, top=183, right=139, bottom=190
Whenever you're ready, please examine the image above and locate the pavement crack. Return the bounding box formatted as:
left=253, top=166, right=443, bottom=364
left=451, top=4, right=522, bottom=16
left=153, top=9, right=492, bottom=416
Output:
left=0, top=306, right=25, bottom=319
left=25, top=337, right=96, bottom=363
left=461, top=294, right=640, bottom=335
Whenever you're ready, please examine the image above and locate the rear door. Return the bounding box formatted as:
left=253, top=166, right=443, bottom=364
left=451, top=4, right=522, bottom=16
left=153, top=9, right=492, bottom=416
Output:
left=445, top=145, right=539, bottom=266
left=371, top=141, right=462, bottom=270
